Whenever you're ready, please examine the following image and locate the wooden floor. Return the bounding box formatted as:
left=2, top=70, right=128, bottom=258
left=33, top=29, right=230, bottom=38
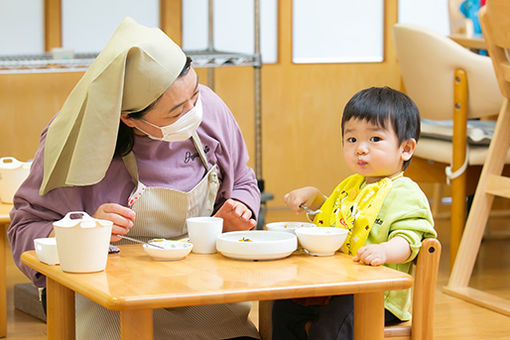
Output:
left=3, top=204, right=510, bottom=339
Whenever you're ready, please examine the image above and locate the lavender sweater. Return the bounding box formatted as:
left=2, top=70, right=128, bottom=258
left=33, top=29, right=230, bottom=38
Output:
left=8, top=85, right=260, bottom=287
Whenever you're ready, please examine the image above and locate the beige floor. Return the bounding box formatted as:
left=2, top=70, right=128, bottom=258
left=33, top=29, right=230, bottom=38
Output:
left=3, top=204, right=510, bottom=339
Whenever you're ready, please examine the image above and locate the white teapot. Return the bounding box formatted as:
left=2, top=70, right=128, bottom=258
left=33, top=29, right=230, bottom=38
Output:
left=0, top=157, right=32, bottom=203
left=53, top=211, right=113, bottom=273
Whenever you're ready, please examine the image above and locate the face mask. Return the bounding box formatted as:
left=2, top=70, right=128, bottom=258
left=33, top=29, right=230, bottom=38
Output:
left=137, top=95, right=203, bottom=142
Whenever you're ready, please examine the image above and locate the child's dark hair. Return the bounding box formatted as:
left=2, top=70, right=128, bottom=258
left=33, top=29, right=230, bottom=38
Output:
left=341, top=86, right=420, bottom=170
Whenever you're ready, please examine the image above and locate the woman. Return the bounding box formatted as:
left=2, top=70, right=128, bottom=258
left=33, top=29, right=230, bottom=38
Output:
left=8, top=17, right=260, bottom=339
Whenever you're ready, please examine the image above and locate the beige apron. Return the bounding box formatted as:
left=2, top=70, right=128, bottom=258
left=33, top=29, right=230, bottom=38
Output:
left=76, top=133, right=259, bottom=340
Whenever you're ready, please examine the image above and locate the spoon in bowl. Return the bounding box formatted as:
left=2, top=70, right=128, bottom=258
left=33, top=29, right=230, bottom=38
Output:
left=117, top=235, right=165, bottom=249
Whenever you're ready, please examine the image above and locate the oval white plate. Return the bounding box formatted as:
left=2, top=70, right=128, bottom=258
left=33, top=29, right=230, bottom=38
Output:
left=216, top=230, right=297, bottom=260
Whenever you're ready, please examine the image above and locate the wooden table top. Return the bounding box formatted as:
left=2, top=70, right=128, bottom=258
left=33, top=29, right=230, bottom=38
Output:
left=21, top=245, right=412, bottom=311
left=449, top=33, right=486, bottom=50
left=0, top=203, right=12, bottom=224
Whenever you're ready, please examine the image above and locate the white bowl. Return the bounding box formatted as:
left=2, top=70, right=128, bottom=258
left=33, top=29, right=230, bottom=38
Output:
left=216, top=230, right=297, bottom=260
left=265, top=222, right=316, bottom=235
left=34, top=237, right=60, bottom=265
left=295, top=227, right=348, bottom=256
left=143, top=239, right=193, bottom=261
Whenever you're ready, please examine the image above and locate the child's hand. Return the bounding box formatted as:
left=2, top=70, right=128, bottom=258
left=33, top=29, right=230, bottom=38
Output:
left=353, top=236, right=412, bottom=266
left=283, top=186, right=323, bottom=214
left=353, top=244, right=387, bottom=266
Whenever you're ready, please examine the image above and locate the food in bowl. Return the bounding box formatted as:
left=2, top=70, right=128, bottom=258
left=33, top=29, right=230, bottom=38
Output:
left=295, top=227, right=348, bottom=256
left=143, top=239, right=193, bottom=261
left=265, top=222, right=316, bottom=235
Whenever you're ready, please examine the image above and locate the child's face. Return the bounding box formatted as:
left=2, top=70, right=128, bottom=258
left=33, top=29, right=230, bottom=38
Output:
left=342, top=118, right=415, bottom=184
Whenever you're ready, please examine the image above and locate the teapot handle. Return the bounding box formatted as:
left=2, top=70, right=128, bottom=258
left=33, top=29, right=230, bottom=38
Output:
left=62, top=211, right=94, bottom=222
left=0, top=157, right=22, bottom=168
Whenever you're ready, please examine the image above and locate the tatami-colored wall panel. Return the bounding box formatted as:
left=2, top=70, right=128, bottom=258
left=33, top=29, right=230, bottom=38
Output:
left=0, top=72, right=83, bottom=161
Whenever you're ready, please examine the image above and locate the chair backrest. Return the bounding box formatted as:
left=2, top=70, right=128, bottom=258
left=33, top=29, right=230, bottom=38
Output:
left=479, top=1, right=510, bottom=100
left=392, top=24, right=502, bottom=120
left=410, top=238, right=442, bottom=339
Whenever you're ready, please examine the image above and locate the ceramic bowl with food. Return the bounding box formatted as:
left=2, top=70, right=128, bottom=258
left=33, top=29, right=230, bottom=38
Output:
left=143, top=239, right=193, bottom=261
left=295, top=227, right=348, bottom=256
left=265, top=222, right=316, bottom=235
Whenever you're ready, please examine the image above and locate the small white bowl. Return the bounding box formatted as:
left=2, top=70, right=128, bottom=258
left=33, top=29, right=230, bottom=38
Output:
left=34, top=237, right=60, bottom=265
left=265, top=222, right=316, bottom=235
left=295, top=227, right=348, bottom=256
left=143, top=239, right=193, bottom=261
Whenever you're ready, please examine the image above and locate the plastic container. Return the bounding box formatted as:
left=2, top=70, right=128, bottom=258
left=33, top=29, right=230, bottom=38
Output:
left=0, top=157, right=32, bottom=203
left=53, top=211, right=113, bottom=273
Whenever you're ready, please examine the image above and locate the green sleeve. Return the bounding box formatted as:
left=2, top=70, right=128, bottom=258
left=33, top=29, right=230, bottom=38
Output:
left=369, top=177, right=437, bottom=264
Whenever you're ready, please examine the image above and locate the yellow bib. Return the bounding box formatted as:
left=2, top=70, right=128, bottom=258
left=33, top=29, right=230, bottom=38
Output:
left=313, top=173, right=402, bottom=256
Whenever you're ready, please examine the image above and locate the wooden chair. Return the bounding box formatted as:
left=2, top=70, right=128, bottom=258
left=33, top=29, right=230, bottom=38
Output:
left=258, top=238, right=442, bottom=340
left=444, top=0, right=510, bottom=317
left=392, top=23, right=510, bottom=268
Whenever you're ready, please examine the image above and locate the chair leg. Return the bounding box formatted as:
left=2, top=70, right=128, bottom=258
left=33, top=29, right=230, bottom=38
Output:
left=445, top=100, right=510, bottom=316
left=430, top=183, right=442, bottom=216
left=449, top=169, right=467, bottom=270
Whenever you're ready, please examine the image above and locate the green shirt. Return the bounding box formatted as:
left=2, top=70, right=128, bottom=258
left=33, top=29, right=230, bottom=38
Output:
left=366, top=176, right=436, bottom=320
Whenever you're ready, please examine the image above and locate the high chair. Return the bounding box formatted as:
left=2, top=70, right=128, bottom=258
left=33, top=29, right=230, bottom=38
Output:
left=445, top=0, right=510, bottom=316
left=258, top=238, right=442, bottom=340
left=392, top=23, right=510, bottom=269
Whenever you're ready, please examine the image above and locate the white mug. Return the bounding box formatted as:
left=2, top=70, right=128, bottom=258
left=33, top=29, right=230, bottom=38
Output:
left=186, top=217, right=223, bottom=254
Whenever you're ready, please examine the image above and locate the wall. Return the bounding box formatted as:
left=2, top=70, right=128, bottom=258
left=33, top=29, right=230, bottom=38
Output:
left=0, top=0, right=402, bottom=212
left=209, top=0, right=401, bottom=210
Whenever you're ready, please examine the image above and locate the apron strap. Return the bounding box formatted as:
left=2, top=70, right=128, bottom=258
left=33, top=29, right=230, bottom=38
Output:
left=192, top=131, right=211, bottom=172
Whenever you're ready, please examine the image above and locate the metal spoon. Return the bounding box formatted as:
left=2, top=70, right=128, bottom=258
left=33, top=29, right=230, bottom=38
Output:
left=117, top=235, right=165, bottom=249
left=300, top=204, right=322, bottom=215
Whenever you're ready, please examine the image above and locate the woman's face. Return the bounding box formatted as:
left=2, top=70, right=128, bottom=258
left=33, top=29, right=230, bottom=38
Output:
left=121, top=67, right=199, bottom=138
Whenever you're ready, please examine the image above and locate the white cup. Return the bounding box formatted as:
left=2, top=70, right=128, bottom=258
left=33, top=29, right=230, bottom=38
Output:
left=186, top=216, right=223, bottom=254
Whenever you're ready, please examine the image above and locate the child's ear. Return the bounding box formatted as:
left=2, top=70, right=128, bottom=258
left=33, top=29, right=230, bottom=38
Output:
left=401, top=138, right=416, bottom=161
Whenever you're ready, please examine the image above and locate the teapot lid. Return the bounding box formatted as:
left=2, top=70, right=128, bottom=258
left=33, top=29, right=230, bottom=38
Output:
left=53, top=211, right=113, bottom=228
left=0, top=157, right=23, bottom=170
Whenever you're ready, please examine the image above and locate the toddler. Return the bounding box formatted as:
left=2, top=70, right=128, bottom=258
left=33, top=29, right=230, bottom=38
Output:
left=272, top=86, right=437, bottom=340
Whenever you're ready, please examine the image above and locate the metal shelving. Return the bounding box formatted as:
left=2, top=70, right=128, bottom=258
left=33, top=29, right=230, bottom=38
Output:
left=0, top=53, right=97, bottom=74
left=0, top=50, right=260, bottom=74
left=0, top=0, right=271, bottom=226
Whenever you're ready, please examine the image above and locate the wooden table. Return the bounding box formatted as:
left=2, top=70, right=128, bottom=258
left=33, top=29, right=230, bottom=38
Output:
left=0, top=202, right=12, bottom=338
left=449, top=33, right=486, bottom=50
left=21, top=245, right=412, bottom=340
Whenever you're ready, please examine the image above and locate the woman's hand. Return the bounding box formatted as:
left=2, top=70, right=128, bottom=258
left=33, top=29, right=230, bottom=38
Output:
left=284, top=186, right=324, bottom=214
left=93, top=203, right=136, bottom=242
left=214, top=199, right=256, bottom=232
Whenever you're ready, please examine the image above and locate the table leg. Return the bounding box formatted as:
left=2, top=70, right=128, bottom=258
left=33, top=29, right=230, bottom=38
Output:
left=47, top=278, right=75, bottom=339
left=120, top=309, right=153, bottom=340
left=354, top=292, right=384, bottom=340
left=0, top=224, right=6, bottom=338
